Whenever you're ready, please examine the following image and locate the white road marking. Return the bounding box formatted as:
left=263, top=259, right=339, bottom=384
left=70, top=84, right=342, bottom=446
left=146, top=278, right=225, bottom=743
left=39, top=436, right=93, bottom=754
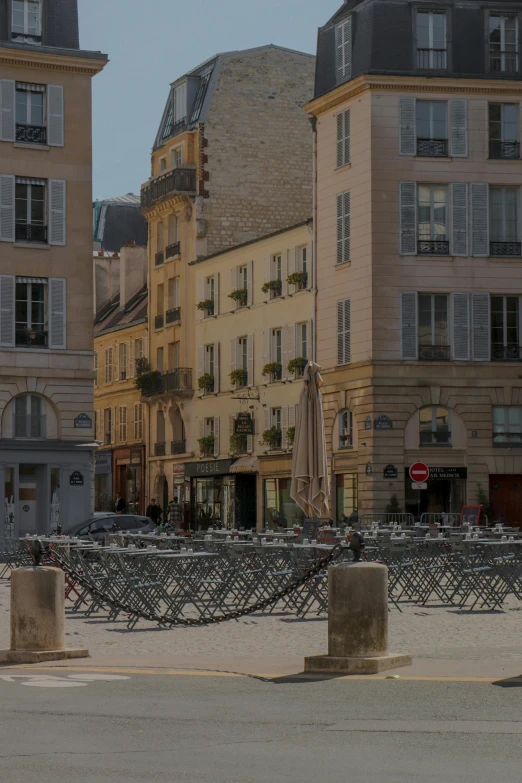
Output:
left=22, top=681, right=88, bottom=688
left=67, top=674, right=130, bottom=681
left=0, top=673, right=130, bottom=688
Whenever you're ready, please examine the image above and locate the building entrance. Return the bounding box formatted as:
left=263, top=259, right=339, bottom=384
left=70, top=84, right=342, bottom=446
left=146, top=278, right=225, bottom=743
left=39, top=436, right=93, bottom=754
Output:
left=404, top=467, right=467, bottom=519
left=490, top=475, right=522, bottom=527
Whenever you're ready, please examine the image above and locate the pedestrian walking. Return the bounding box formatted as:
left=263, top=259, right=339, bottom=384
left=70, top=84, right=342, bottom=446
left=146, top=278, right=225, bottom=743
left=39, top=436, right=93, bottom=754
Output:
left=115, top=494, right=126, bottom=514
left=168, top=497, right=183, bottom=530
left=146, top=497, right=162, bottom=526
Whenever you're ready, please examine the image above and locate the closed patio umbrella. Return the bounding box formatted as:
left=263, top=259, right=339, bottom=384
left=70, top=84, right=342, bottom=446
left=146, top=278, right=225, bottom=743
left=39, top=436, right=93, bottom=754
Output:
left=290, top=361, right=330, bottom=518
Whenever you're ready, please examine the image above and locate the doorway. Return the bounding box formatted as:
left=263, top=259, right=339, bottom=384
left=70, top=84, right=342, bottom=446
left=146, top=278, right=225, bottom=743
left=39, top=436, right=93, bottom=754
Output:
left=490, top=475, right=522, bottom=526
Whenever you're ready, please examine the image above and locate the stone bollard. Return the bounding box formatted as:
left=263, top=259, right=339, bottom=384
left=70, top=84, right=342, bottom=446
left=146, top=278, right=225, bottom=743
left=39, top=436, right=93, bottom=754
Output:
left=304, top=563, right=412, bottom=674
left=0, top=567, right=89, bottom=664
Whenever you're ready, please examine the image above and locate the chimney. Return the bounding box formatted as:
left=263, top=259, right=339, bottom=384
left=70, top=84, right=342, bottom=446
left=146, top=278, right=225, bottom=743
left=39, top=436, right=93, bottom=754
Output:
left=119, top=243, right=148, bottom=309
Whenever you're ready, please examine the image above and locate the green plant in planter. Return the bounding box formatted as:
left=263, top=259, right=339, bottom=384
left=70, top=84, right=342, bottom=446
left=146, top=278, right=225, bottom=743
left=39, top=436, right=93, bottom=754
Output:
left=196, top=299, right=214, bottom=315
left=287, top=426, right=295, bottom=446
left=287, top=356, right=308, bottom=376
left=135, top=358, right=162, bottom=394
left=262, top=427, right=282, bottom=449
left=262, top=362, right=282, bottom=380
left=198, top=435, right=215, bottom=456
left=230, top=433, right=248, bottom=454
left=261, top=280, right=282, bottom=294
left=230, top=368, right=248, bottom=387
left=286, top=271, right=308, bottom=289
left=197, top=373, right=215, bottom=393
left=228, top=288, right=248, bottom=306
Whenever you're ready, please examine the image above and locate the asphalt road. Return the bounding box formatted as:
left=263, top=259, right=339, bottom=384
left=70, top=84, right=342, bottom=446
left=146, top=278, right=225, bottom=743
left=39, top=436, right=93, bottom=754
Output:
left=1, top=669, right=521, bottom=782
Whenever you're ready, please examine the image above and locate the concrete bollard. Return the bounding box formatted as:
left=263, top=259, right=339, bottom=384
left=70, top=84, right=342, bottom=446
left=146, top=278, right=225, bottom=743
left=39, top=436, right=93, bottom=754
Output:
left=304, top=563, right=412, bottom=674
left=0, top=567, right=89, bottom=664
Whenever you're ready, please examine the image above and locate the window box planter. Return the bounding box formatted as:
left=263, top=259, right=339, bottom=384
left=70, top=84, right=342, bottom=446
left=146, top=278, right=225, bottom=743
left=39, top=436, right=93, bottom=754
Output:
left=287, top=356, right=307, bottom=377
left=262, top=427, right=282, bottom=450
left=198, top=435, right=215, bottom=458
left=228, top=288, right=248, bottom=307
left=198, top=373, right=215, bottom=394
left=262, top=362, right=282, bottom=382
left=230, top=368, right=248, bottom=387
left=261, top=280, right=282, bottom=298
left=230, top=433, right=248, bottom=455
left=197, top=299, right=214, bottom=317
left=286, top=272, right=308, bottom=291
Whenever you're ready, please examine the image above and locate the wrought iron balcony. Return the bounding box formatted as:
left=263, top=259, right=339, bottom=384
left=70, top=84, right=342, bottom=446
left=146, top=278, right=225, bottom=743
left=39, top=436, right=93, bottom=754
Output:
left=166, top=307, right=181, bottom=325
left=16, top=124, right=46, bottom=145
left=417, top=48, right=447, bottom=69
left=154, top=442, right=166, bottom=457
left=490, top=241, right=521, bottom=257
left=15, top=328, right=48, bottom=348
left=492, top=344, right=522, bottom=361
left=12, top=32, right=42, bottom=44
left=15, top=223, right=47, bottom=243
left=418, top=344, right=451, bottom=361
left=417, top=138, right=448, bottom=157
left=493, top=432, right=522, bottom=447
left=171, top=440, right=186, bottom=455
left=141, top=168, right=197, bottom=210
left=140, top=368, right=193, bottom=398
left=166, top=241, right=180, bottom=260
left=155, top=314, right=164, bottom=329
left=14, top=415, right=46, bottom=439
left=417, top=239, right=449, bottom=255
left=420, top=430, right=451, bottom=445
left=489, top=140, right=520, bottom=159
left=490, top=51, right=518, bottom=74
left=161, top=116, right=187, bottom=142
left=155, top=250, right=164, bottom=267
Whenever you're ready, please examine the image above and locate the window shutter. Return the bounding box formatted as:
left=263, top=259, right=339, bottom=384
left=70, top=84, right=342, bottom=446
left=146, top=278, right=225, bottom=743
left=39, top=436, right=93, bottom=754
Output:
left=400, top=182, right=417, bottom=255
left=283, top=324, right=296, bottom=379
left=452, top=293, right=470, bottom=361
left=111, top=406, right=116, bottom=445
left=264, top=408, right=271, bottom=433
left=114, top=342, right=120, bottom=382
left=263, top=255, right=271, bottom=301
left=247, top=260, right=254, bottom=305
left=229, top=414, right=235, bottom=452
left=0, top=274, right=15, bottom=347
left=197, top=278, right=204, bottom=320
left=247, top=333, right=254, bottom=386
left=197, top=346, right=204, bottom=383
left=49, top=179, right=66, bottom=246
left=0, top=174, right=15, bottom=242
left=213, top=417, right=220, bottom=457
left=230, top=267, right=237, bottom=307
left=214, top=273, right=220, bottom=315
left=451, top=183, right=468, bottom=256
left=450, top=99, right=468, bottom=157
left=47, top=85, right=64, bottom=147
left=337, top=299, right=351, bottom=365
left=230, top=338, right=236, bottom=381
left=336, top=109, right=350, bottom=167
left=400, top=292, right=417, bottom=360
left=335, top=17, right=352, bottom=82
left=288, top=246, right=296, bottom=280
left=129, top=339, right=135, bottom=378
left=49, top=278, right=66, bottom=349
left=0, top=79, right=15, bottom=142
left=262, top=330, right=269, bottom=368
left=471, top=183, right=489, bottom=256
left=281, top=250, right=289, bottom=297
left=336, top=192, right=350, bottom=264
left=307, top=319, right=314, bottom=361
left=472, top=293, right=491, bottom=361
left=213, top=342, right=220, bottom=393
left=399, top=97, right=416, bottom=156
left=282, top=406, right=289, bottom=449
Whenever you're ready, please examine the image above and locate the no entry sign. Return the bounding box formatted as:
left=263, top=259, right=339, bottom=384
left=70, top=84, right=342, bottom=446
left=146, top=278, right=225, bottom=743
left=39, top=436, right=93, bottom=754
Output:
left=409, top=462, right=429, bottom=483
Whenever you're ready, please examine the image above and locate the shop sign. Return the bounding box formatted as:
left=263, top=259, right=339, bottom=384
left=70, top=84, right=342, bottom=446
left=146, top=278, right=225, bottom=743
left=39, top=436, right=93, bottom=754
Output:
left=234, top=412, right=255, bottom=435
left=383, top=464, right=398, bottom=479
left=173, top=464, right=185, bottom=476
left=364, top=416, right=372, bottom=430
left=184, top=459, right=234, bottom=477
left=74, top=413, right=92, bottom=429
left=374, top=415, right=392, bottom=430
left=70, top=471, right=84, bottom=486
left=429, top=467, right=467, bottom=480
left=95, top=453, right=112, bottom=475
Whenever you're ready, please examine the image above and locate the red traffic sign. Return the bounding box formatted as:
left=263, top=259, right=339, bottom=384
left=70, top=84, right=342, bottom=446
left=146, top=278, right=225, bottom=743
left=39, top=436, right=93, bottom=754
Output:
left=409, top=462, right=429, bottom=483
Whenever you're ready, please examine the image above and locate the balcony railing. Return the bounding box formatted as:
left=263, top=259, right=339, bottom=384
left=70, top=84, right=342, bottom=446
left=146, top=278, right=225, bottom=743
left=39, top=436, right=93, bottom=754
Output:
left=417, top=48, right=447, bottom=69
left=12, top=32, right=42, bottom=44
left=141, top=168, right=197, bottom=210
left=140, top=368, right=193, bottom=398
left=418, top=344, right=451, bottom=361
left=16, top=124, right=46, bottom=145
left=493, top=432, right=522, bottom=447
left=166, top=307, right=181, bottom=324
left=417, top=138, right=448, bottom=157
left=270, top=367, right=282, bottom=382
left=155, top=250, right=164, bottom=267
left=490, top=51, right=518, bottom=74
left=155, top=314, right=164, bottom=329
left=492, top=344, right=522, bottom=361
left=161, top=116, right=187, bottom=142
left=270, top=281, right=282, bottom=299
left=14, top=415, right=46, bottom=439
left=489, top=140, right=520, bottom=159
left=420, top=430, right=451, bottom=445
left=171, top=440, right=186, bottom=455
left=417, top=239, right=449, bottom=255
left=490, top=241, right=521, bottom=257
left=154, top=442, right=166, bottom=457
left=166, top=241, right=180, bottom=260
left=15, top=328, right=48, bottom=348
left=15, top=223, right=47, bottom=243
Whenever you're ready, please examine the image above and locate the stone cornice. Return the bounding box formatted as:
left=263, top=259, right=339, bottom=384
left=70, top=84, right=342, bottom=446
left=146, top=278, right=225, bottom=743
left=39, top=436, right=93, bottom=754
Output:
left=0, top=45, right=107, bottom=76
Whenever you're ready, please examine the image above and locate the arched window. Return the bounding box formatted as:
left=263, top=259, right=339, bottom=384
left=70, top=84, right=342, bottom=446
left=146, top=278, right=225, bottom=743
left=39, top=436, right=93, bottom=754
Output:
left=14, top=394, right=45, bottom=438
left=338, top=409, right=352, bottom=449
left=419, top=406, right=450, bottom=445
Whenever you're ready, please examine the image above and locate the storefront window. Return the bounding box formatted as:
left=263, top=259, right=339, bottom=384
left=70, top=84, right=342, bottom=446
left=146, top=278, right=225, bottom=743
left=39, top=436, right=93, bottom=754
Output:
left=264, top=478, right=304, bottom=529
left=50, top=467, right=60, bottom=527
left=336, top=473, right=358, bottom=523
left=193, top=476, right=235, bottom=530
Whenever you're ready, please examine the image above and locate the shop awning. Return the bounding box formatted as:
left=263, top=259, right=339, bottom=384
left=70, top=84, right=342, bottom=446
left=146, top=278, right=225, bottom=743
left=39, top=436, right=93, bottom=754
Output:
left=230, top=456, right=258, bottom=474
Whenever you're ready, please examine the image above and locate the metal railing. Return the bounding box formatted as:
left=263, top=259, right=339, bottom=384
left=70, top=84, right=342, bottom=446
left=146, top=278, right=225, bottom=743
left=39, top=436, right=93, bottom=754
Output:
left=420, top=512, right=460, bottom=527
left=166, top=241, right=180, bottom=260
left=359, top=513, right=415, bottom=528
left=417, top=138, right=448, bottom=157
left=14, top=415, right=46, bottom=439
left=140, top=368, right=193, bottom=398
left=155, top=314, right=164, bottom=329
left=418, top=344, right=451, bottom=361
left=166, top=307, right=181, bottom=324
left=16, top=124, right=46, bottom=144
left=417, top=239, right=449, bottom=255
left=141, top=168, right=197, bottom=209
left=155, top=250, right=164, bottom=267
left=12, top=32, right=42, bottom=44
left=171, top=440, right=186, bottom=454
left=154, top=442, right=166, bottom=457
left=417, top=48, right=447, bottom=69
left=489, top=140, right=520, bottom=159
left=270, top=281, right=282, bottom=299
left=420, top=430, right=451, bottom=445
left=161, top=116, right=187, bottom=142
left=493, top=432, right=522, bottom=447
left=490, top=241, right=521, bottom=257
left=15, top=223, right=47, bottom=243
left=492, top=344, right=522, bottom=361
left=15, top=329, right=48, bottom=348
left=490, top=51, right=518, bottom=74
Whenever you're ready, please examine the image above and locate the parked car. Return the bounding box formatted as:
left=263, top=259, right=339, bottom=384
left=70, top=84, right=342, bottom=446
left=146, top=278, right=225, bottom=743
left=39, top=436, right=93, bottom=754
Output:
left=65, top=514, right=154, bottom=541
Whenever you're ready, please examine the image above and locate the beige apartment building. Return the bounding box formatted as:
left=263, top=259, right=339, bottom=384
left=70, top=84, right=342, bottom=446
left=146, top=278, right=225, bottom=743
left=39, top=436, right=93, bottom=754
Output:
left=308, top=0, right=522, bottom=523
left=140, top=45, right=315, bottom=514
left=0, top=0, right=106, bottom=535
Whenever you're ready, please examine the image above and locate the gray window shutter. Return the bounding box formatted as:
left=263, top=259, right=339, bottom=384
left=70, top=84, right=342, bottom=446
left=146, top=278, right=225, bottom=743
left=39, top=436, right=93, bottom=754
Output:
left=335, top=18, right=352, bottom=82
left=47, top=85, right=64, bottom=147
left=451, top=183, right=468, bottom=256
left=400, top=182, right=417, bottom=255
left=452, top=293, right=470, bottom=361
left=399, top=97, right=416, bottom=156
left=264, top=408, right=271, bottom=433
left=0, top=274, right=15, bottom=347
left=401, top=292, right=418, bottom=360
left=230, top=338, right=236, bottom=379
left=0, top=79, right=15, bottom=142
left=49, top=179, right=66, bottom=246
left=214, top=273, right=220, bottom=315
left=247, top=260, right=254, bottom=305
left=337, top=298, right=350, bottom=365
left=472, top=293, right=491, bottom=361
left=0, top=174, right=15, bottom=242
left=213, top=417, right=220, bottom=456
left=213, top=342, right=220, bottom=393
left=336, top=109, right=350, bottom=167
left=471, top=183, right=489, bottom=256
left=283, top=323, right=296, bottom=379
left=247, top=333, right=254, bottom=386
left=49, top=278, right=66, bottom=349
left=336, top=191, right=350, bottom=264
left=450, top=99, right=468, bottom=157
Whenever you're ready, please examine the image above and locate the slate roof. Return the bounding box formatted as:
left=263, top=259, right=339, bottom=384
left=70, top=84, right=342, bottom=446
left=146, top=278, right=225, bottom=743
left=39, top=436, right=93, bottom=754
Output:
left=94, top=286, right=148, bottom=337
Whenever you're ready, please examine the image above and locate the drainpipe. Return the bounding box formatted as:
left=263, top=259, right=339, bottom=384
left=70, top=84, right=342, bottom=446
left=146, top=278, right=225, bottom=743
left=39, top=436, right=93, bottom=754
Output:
left=310, top=116, right=318, bottom=363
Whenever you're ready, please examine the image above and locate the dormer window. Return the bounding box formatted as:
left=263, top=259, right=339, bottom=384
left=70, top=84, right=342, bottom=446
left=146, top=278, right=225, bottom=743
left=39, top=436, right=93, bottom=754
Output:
left=173, top=83, right=186, bottom=128
left=489, top=15, right=518, bottom=74
left=417, top=10, right=447, bottom=70
left=12, top=0, right=42, bottom=45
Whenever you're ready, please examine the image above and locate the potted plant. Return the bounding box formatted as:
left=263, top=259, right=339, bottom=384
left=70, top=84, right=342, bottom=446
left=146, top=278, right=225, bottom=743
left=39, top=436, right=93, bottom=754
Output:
left=196, top=299, right=214, bottom=316
left=197, top=373, right=215, bottom=393
left=287, top=426, right=295, bottom=447
left=262, top=362, right=282, bottom=382
left=261, top=280, right=282, bottom=297
left=198, top=435, right=215, bottom=457
left=262, top=426, right=282, bottom=450
left=230, top=368, right=248, bottom=387
left=230, top=433, right=248, bottom=455
left=286, top=271, right=308, bottom=290
left=134, top=358, right=162, bottom=395
left=228, top=288, right=248, bottom=307
left=287, top=356, right=308, bottom=377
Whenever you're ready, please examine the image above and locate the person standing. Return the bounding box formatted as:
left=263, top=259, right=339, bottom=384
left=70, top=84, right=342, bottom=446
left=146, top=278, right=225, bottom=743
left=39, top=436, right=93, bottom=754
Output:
left=115, top=493, right=126, bottom=514
left=168, top=497, right=183, bottom=530
left=146, top=497, right=162, bottom=526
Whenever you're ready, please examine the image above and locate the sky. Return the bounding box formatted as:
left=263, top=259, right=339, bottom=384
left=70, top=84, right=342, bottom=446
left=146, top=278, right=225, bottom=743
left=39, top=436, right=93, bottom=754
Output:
left=78, top=0, right=341, bottom=200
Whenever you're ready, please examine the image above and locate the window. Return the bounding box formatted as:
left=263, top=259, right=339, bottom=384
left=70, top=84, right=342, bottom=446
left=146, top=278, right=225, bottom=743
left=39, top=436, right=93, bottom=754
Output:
left=264, top=478, right=305, bottom=526
left=157, top=346, right=164, bottom=373
left=118, top=406, right=127, bottom=442
left=119, top=343, right=128, bottom=380
left=336, top=191, right=350, bottom=264
left=336, top=474, right=358, bottom=522
left=418, top=294, right=449, bottom=360
left=335, top=18, right=352, bottom=82
left=173, top=83, right=186, bottom=124
left=337, top=299, right=351, bottom=365
left=490, top=186, right=521, bottom=256
left=417, top=10, right=447, bottom=69
left=238, top=336, right=248, bottom=372
left=338, top=410, right=352, bottom=449
left=205, top=344, right=215, bottom=386
left=336, top=109, right=350, bottom=167
left=168, top=341, right=180, bottom=370
left=270, top=328, right=282, bottom=379
left=104, top=347, right=113, bottom=383
left=104, top=408, right=112, bottom=445
left=204, top=417, right=215, bottom=437
left=159, top=158, right=167, bottom=172
left=168, top=214, right=179, bottom=245
left=190, top=65, right=214, bottom=123
left=489, top=15, right=518, bottom=73
left=493, top=406, right=522, bottom=446
left=15, top=82, right=45, bottom=143
left=205, top=275, right=216, bottom=312
left=14, top=394, right=44, bottom=438
left=419, top=406, right=450, bottom=445
left=134, top=403, right=143, bottom=441
left=416, top=101, right=447, bottom=157
left=238, top=264, right=248, bottom=293
left=270, top=408, right=282, bottom=449
left=489, top=104, right=520, bottom=159
left=297, top=322, right=308, bottom=361
left=270, top=255, right=282, bottom=298
left=491, top=295, right=520, bottom=361
left=134, top=339, right=143, bottom=377
left=15, top=177, right=46, bottom=243
left=15, top=279, right=47, bottom=346
left=417, top=184, right=448, bottom=254
left=12, top=0, right=41, bottom=43
left=170, top=147, right=183, bottom=168
left=297, top=246, right=308, bottom=277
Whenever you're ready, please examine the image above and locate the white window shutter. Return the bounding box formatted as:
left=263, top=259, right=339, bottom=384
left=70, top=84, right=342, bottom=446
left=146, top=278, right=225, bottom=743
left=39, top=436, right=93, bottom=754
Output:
left=214, top=273, right=220, bottom=315
left=288, top=246, right=296, bottom=281
left=451, top=183, right=468, bottom=256
left=197, top=278, right=204, bottom=319
left=213, top=342, right=220, bottom=393
left=0, top=174, right=15, bottom=242
left=0, top=80, right=15, bottom=142
left=283, top=323, right=296, bottom=379
left=262, top=330, right=269, bottom=368
left=399, top=97, right=416, bottom=156
left=230, top=267, right=237, bottom=307
left=450, top=99, right=468, bottom=157
left=282, top=406, right=289, bottom=449
left=472, top=293, right=491, bottom=361
left=400, top=292, right=417, bottom=360
left=247, top=260, right=254, bottom=305
left=452, top=293, right=470, bottom=361
left=213, top=416, right=220, bottom=456
left=400, top=182, right=417, bottom=255
left=336, top=17, right=352, bottom=82
left=471, top=183, right=489, bottom=256
left=336, top=192, right=350, bottom=264
left=247, top=334, right=254, bottom=386
left=49, top=278, right=66, bottom=349
left=307, top=319, right=313, bottom=361
left=230, top=338, right=236, bottom=381
left=111, top=406, right=116, bottom=445
left=337, top=299, right=351, bottom=365
left=264, top=408, right=271, bottom=433
left=281, top=250, right=289, bottom=297
left=197, top=346, right=204, bottom=382
left=47, top=85, right=64, bottom=147
left=49, top=179, right=66, bottom=246
left=0, top=274, right=15, bottom=347
left=336, top=109, right=350, bottom=167
left=263, top=255, right=271, bottom=301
